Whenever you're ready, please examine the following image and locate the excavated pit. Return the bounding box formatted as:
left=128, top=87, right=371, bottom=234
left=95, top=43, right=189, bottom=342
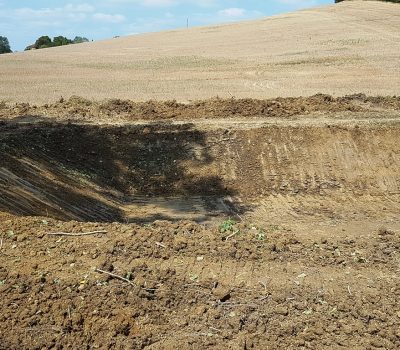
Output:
left=2, top=96, right=400, bottom=349
left=1, top=115, right=400, bottom=224
left=0, top=122, right=241, bottom=223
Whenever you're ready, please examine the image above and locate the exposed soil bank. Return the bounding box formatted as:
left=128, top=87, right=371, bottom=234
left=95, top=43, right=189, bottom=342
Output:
left=1, top=94, right=400, bottom=123
left=0, top=113, right=399, bottom=222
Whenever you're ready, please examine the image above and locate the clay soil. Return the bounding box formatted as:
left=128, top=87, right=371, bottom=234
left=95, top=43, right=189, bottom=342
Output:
left=1, top=95, right=400, bottom=349
left=1, top=215, right=400, bottom=350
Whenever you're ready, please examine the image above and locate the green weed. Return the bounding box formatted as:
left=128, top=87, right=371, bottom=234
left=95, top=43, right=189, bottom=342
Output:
left=219, top=219, right=236, bottom=233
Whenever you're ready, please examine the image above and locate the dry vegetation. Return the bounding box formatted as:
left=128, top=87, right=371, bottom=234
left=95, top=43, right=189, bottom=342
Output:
left=0, top=1, right=399, bottom=103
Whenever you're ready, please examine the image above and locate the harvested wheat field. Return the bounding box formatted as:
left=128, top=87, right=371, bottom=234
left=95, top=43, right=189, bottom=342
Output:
left=1, top=1, right=400, bottom=350
left=0, top=1, right=400, bottom=103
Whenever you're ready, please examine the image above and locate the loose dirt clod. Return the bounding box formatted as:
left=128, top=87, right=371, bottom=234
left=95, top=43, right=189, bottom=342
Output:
left=0, top=216, right=400, bottom=349
left=1, top=93, right=400, bottom=123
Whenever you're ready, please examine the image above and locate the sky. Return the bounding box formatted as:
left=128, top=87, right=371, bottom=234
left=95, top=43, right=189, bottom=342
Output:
left=0, top=0, right=332, bottom=52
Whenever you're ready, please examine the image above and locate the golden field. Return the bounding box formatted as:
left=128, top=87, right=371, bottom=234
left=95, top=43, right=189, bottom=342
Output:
left=0, top=0, right=399, bottom=103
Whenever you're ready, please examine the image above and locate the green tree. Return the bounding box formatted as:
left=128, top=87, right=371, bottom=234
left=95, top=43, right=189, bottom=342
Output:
left=34, top=36, right=53, bottom=49
left=0, top=36, right=12, bottom=54
left=26, top=34, right=91, bottom=51
left=72, top=36, right=89, bottom=44
left=53, top=36, right=72, bottom=46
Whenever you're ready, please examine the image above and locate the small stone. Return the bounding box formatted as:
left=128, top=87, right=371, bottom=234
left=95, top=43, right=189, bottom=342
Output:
left=275, top=306, right=289, bottom=316
left=195, top=305, right=207, bottom=315
left=212, top=285, right=231, bottom=302
left=16, top=235, right=26, bottom=242
left=395, top=327, right=400, bottom=338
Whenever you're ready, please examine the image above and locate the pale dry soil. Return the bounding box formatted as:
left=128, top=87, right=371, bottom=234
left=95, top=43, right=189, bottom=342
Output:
left=0, top=1, right=399, bottom=103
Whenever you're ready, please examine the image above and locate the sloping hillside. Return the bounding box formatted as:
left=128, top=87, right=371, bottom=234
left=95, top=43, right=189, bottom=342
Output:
left=0, top=0, right=399, bottom=103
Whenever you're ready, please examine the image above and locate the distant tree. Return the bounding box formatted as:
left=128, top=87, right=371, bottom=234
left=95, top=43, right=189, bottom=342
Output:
left=24, top=44, right=36, bottom=51
left=25, top=35, right=91, bottom=51
left=34, top=36, right=53, bottom=49
left=53, top=36, right=72, bottom=46
left=0, top=36, right=12, bottom=54
left=72, top=36, right=89, bottom=44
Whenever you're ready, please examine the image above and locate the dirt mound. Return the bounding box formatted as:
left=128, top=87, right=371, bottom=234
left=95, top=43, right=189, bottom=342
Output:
left=1, top=216, right=399, bottom=349
left=1, top=94, right=400, bottom=123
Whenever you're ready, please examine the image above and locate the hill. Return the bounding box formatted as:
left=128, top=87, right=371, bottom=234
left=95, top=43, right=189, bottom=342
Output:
left=0, top=0, right=399, bottom=103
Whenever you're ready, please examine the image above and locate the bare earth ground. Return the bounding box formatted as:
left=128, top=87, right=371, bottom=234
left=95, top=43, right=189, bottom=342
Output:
left=1, top=95, right=400, bottom=349
left=1, top=0, right=400, bottom=348
left=0, top=1, right=400, bottom=103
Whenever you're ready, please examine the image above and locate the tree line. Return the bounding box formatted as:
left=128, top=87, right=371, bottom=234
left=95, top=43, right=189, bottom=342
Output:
left=0, top=35, right=90, bottom=54
left=25, top=36, right=89, bottom=51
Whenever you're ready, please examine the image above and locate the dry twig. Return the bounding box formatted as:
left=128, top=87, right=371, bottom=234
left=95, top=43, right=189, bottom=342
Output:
left=95, top=268, right=135, bottom=286
left=259, top=281, right=267, bottom=293
left=225, top=231, right=238, bottom=240
left=47, top=230, right=107, bottom=237
left=209, top=326, right=222, bottom=333
left=347, top=285, right=352, bottom=296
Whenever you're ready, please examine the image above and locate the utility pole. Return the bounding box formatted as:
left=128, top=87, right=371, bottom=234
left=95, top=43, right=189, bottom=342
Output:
left=187, top=18, right=189, bottom=29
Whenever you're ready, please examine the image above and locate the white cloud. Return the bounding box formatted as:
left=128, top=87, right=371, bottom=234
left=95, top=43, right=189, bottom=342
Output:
left=9, top=4, right=124, bottom=25
left=276, top=0, right=318, bottom=8
left=93, top=13, right=126, bottom=23
left=218, top=7, right=246, bottom=17
left=12, top=3, right=96, bottom=23
left=104, top=0, right=177, bottom=5
left=140, top=0, right=177, bottom=6
left=104, top=0, right=217, bottom=7
left=64, top=4, right=95, bottom=12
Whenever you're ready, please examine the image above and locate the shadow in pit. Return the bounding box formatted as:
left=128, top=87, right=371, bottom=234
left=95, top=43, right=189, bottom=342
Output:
left=0, top=115, right=88, bottom=125
left=0, top=121, right=240, bottom=222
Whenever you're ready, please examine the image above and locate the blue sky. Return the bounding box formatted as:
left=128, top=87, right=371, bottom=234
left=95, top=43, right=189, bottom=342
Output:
left=0, top=0, right=332, bottom=51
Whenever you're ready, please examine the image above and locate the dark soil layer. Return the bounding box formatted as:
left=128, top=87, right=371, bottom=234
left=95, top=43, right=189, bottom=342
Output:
left=0, top=216, right=399, bottom=349
left=1, top=94, right=400, bottom=122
